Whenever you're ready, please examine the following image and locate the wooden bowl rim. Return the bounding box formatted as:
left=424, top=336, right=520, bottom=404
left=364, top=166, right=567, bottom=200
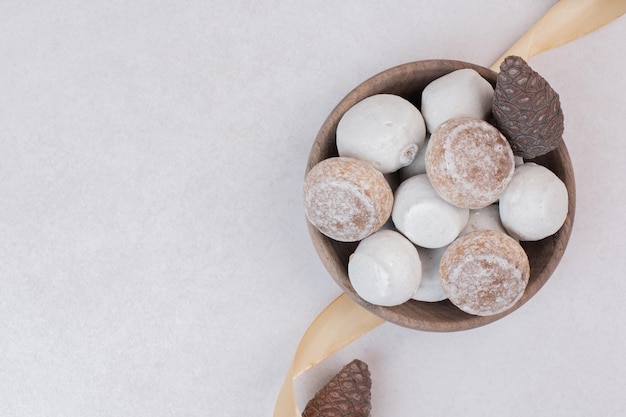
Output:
left=306, top=59, right=576, bottom=332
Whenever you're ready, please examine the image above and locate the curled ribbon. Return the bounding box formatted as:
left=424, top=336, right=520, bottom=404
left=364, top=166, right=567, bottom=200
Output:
left=274, top=293, right=384, bottom=417
left=275, top=1, right=625, bottom=415
left=490, top=0, right=626, bottom=71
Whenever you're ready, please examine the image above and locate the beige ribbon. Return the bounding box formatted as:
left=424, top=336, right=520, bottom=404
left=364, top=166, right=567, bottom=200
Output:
left=273, top=293, right=385, bottom=417
left=275, top=1, right=625, bottom=416
left=490, top=0, right=626, bottom=71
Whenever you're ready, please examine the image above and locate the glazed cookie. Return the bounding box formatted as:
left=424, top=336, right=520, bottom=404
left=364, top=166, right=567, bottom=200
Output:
left=304, top=157, right=393, bottom=242
left=499, top=162, right=568, bottom=241
left=439, top=230, right=530, bottom=316
left=460, top=204, right=508, bottom=237
left=348, top=230, right=422, bottom=307
left=425, top=117, right=515, bottom=209
left=392, top=174, right=469, bottom=248
left=421, top=68, right=494, bottom=133
left=336, top=94, right=426, bottom=174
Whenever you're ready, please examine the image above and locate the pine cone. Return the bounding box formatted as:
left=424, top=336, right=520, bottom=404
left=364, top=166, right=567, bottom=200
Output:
left=492, top=55, right=564, bottom=159
left=302, top=359, right=372, bottom=417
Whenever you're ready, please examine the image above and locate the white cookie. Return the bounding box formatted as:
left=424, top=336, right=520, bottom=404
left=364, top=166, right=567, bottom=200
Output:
left=421, top=68, right=494, bottom=133
left=499, top=162, right=568, bottom=241
left=348, top=230, right=422, bottom=307
left=392, top=174, right=469, bottom=248
left=336, top=94, right=426, bottom=174
left=460, top=204, right=508, bottom=237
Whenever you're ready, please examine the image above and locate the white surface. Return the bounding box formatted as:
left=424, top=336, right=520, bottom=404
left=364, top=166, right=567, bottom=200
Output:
left=1, top=1, right=625, bottom=416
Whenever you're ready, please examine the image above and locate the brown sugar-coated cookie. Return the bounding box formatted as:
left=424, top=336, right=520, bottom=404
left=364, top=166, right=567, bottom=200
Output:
left=425, top=117, right=515, bottom=209
left=439, top=230, right=530, bottom=316
left=304, top=157, right=393, bottom=242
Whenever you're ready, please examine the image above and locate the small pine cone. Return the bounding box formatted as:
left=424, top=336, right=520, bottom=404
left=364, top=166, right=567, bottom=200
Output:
left=492, top=55, right=564, bottom=159
left=302, top=359, right=372, bottom=417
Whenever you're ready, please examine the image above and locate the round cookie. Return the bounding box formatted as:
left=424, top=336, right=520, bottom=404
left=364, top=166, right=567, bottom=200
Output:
left=392, top=174, right=469, bottom=249
left=499, top=162, right=568, bottom=241
left=348, top=230, right=422, bottom=307
left=304, top=157, right=393, bottom=242
left=336, top=94, right=426, bottom=174
left=421, top=68, right=495, bottom=133
left=460, top=204, right=508, bottom=237
left=425, top=117, right=515, bottom=209
left=439, top=230, right=530, bottom=316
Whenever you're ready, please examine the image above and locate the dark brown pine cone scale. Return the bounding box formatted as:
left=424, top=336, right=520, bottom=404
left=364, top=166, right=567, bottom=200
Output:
left=492, top=55, right=564, bottom=159
left=302, top=359, right=372, bottom=417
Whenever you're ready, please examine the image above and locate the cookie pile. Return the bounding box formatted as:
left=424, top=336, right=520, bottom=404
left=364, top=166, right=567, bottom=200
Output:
left=304, top=56, right=568, bottom=316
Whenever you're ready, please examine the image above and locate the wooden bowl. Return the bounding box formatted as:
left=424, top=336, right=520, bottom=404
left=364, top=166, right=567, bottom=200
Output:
left=305, top=59, right=576, bottom=332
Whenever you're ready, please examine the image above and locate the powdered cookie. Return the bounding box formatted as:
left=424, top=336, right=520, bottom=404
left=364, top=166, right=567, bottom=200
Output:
left=348, top=230, right=422, bottom=307
left=304, top=157, right=393, bottom=242
left=499, top=162, right=568, bottom=241
left=425, top=117, right=515, bottom=209
left=440, top=230, right=530, bottom=316
left=392, top=174, right=469, bottom=249
left=460, top=204, right=508, bottom=237
left=421, top=68, right=494, bottom=133
left=336, top=93, right=426, bottom=174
